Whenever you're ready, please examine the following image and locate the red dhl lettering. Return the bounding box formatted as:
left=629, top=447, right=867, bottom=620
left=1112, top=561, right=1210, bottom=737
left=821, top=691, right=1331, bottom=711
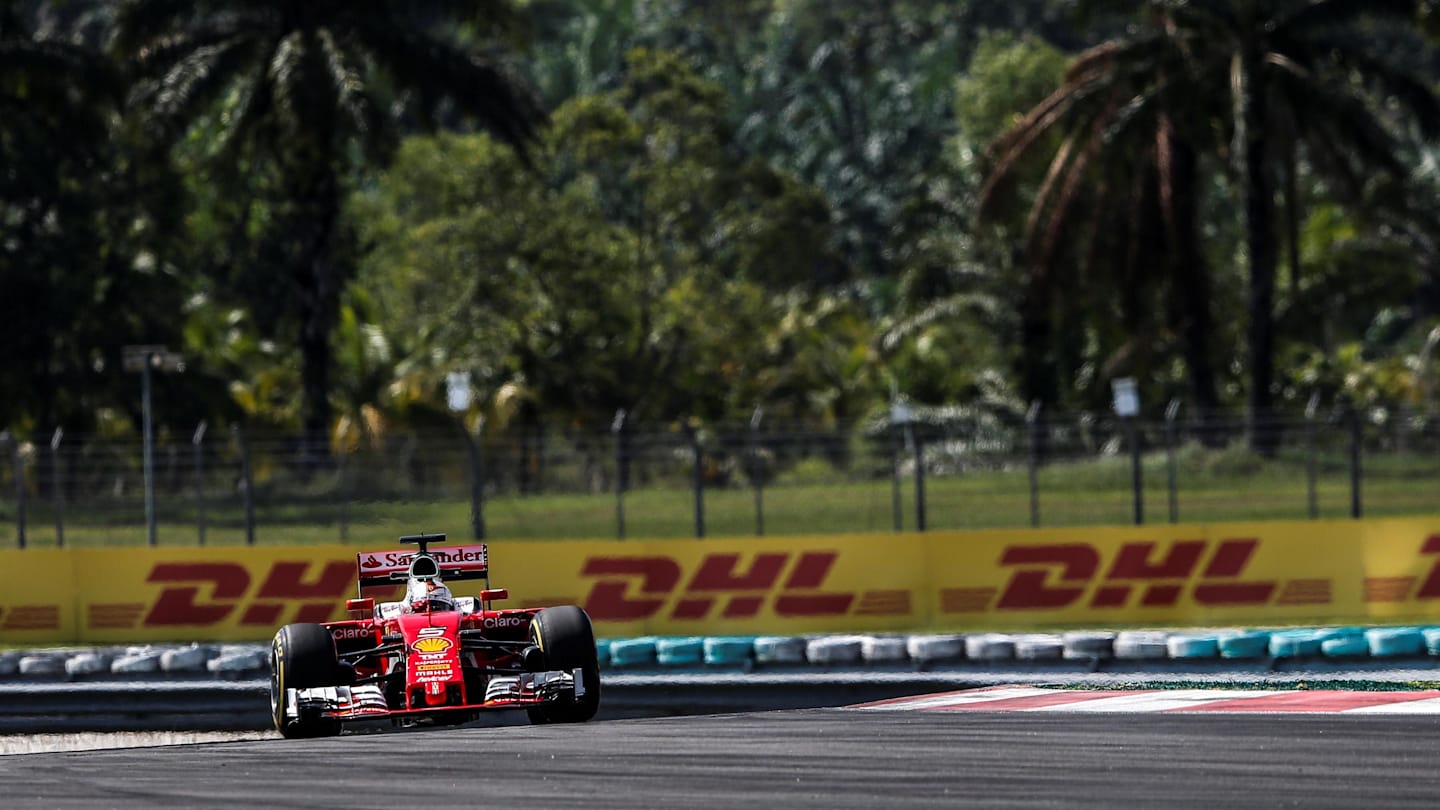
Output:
left=0, top=604, right=61, bottom=631
left=139, top=561, right=353, bottom=628
left=580, top=552, right=856, bottom=621
left=993, top=538, right=1278, bottom=610
left=1416, top=535, right=1440, bottom=599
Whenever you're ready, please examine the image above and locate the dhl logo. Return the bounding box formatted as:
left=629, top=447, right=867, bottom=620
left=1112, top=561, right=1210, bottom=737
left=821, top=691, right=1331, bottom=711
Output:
left=88, top=561, right=355, bottom=629
left=81, top=551, right=904, bottom=630
left=577, top=551, right=911, bottom=621
left=56, top=532, right=1440, bottom=633
left=942, top=538, right=1306, bottom=613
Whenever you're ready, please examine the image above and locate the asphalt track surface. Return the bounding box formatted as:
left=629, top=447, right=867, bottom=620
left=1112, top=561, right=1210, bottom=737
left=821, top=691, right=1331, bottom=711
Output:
left=5, top=707, right=1440, bottom=808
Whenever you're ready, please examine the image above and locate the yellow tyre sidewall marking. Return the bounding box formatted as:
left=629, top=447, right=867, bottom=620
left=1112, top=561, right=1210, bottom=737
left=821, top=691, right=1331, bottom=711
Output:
left=271, top=634, right=285, bottom=727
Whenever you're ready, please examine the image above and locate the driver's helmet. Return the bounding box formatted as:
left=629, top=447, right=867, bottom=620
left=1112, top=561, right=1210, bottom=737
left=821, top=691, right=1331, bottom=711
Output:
left=406, top=577, right=455, bottom=613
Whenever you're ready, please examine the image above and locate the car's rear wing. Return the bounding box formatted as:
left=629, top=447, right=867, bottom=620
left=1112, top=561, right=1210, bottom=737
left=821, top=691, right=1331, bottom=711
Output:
left=355, top=543, right=489, bottom=592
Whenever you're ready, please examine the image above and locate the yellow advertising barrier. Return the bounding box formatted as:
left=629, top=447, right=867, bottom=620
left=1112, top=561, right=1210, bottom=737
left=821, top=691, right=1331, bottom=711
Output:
left=3, top=517, right=1440, bottom=643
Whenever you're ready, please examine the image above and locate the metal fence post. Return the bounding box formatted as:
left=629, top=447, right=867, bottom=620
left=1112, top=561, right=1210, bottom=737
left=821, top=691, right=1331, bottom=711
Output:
left=1026, top=401, right=1041, bottom=528
left=337, top=450, right=350, bottom=542
left=1349, top=407, right=1363, bottom=519
left=1129, top=415, right=1144, bottom=526
left=233, top=425, right=255, bottom=545
left=890, top=426, right=903, bottom=532
left=50, top=428, right=64, bottom=547
left=141, top=353, right=157, bottom=546
left=687, top=423, right=705, bottom=539
left=466, top=418, right=486, bottom=541
left=911, top=423, right=926, bottom=532
left=5, top=432, right=25, bottom=549
left=612, top=410, right=626, bottom=540
left=193, top=421, right=207, bottom=546
left=1305, top=394, right=1319, bottom=519
left=1165, top=400, right=1180, bottom=524
left=750, top=407, right=764, bottom=536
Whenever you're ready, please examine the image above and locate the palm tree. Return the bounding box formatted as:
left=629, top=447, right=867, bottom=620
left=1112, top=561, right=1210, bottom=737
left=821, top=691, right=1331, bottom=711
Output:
left=110, top=1, right=546, bottom=458
left=1210, top=0, right=1439, bottom=450
left=985, top=0, right=1440, bottom=452
left=1, top=0, right=180, bottom=431
left=980, top=27, right=1226, bottom=428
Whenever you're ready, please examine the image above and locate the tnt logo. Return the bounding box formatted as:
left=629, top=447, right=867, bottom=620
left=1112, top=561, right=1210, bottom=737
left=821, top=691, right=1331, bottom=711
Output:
left=987, top=538, right=1278, bottom=610
left=580, top=552, right=860, bottom=621
left=139, top=561, right=353, bottom=627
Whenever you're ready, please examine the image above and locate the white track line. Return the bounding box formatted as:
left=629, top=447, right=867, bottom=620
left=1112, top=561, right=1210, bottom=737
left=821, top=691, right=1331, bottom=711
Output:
left=1027, top=689, right=1293, bottom=713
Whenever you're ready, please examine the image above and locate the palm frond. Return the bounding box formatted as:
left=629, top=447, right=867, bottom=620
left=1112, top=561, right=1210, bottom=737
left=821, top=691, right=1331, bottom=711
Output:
left=349, top=20, right=544, bottom=154
left=979, top=73, right=1111, bottom=217
left=1279, top=0, right=1417, bottom=34
left=138, top=35, right=260, bottom=143
left=1292, top=40, right=1440, bottom=139
left=110, top=0, right=194, bottom=56
left=212, top=34, right=279, bottom=165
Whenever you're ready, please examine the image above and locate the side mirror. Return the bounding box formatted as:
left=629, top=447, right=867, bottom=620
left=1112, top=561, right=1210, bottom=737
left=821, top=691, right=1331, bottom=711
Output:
left=346, top=597, right=374, bottom=615
left=479, top=589, right=508, bottom=603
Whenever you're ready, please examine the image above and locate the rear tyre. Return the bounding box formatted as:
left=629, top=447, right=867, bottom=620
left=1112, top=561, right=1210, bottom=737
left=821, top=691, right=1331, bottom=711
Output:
left=527, top=605, right=601, bottom=724
left=270, top=623, right=343, bottom=739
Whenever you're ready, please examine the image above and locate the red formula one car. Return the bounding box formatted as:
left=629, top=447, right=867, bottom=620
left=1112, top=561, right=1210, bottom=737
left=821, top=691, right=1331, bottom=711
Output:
left=269, top=533, right=600, bottom=738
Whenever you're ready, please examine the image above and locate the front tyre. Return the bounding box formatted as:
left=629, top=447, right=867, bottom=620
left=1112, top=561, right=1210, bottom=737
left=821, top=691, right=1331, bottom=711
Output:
left=270, top=623, right=343, bottom=739
left=527, top=605, right=601, bottom=724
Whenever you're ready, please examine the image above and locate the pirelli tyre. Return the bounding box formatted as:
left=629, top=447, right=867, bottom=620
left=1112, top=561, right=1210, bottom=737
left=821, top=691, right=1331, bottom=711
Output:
left=270, top=623, right=343, bottom=739
left=527, top=605, right=601, bottom=724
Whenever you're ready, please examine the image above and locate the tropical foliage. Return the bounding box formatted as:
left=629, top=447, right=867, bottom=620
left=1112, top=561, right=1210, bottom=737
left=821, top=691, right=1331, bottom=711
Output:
left=1, top=0, right=1439, bottom=456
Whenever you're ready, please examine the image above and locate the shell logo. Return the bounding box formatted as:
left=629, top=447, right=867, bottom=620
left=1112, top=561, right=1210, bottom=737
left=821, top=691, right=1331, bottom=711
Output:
left=411, top=637, right=453, bottom=654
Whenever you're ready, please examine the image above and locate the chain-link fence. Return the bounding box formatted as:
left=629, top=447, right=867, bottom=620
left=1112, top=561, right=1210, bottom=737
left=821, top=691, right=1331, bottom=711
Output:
left=2, top=406, right=1438, bottom=548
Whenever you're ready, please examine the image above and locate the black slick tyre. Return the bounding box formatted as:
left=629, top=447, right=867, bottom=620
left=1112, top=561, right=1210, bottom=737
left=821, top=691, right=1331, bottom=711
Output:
left=527, top=605, right=601, bottom=724
left=270, top=623, right=343, bottom=738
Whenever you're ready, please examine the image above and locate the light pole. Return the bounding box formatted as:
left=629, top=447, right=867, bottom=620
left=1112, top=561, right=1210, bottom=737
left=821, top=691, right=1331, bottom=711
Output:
left=124, top=345, right=184, bottom=547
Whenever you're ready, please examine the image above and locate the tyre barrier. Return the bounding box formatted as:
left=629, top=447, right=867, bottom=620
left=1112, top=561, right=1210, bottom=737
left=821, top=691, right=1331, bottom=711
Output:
left=703, top=636, right=755, bottom=666
left=608, top=637, right=659, bottom=668
left=1268, top=629, right=1324, bottom=658
left=1166, top=634, right=1219, bottom=659
left=161, top=645, right=211, bottom=673
left=753, top=636, right=807, bottom=665
left=64, top=652, right=111, bottom=676
left=906, top=634, right=966, bottom=664
left=1322, top=633, right=1370, bottom=658
left=964, top=633, right=1015, bottom=662
left=1062, top=632, right=1115, bottom=661
left=1367, top=627, right=1426, bottom=658
left=1014, top=634, right=1064, bottom=662
left=861, top=636, right=909, bottom=664
left=655, top=637, right=705, bottom=667
left=1113, top=631, right=1169, bottom=660
left=10, top=624, right=1440, bottom=687
left=806, top=636, right=864, bottom=666
left=1218, top=631, right=1271, bottom=659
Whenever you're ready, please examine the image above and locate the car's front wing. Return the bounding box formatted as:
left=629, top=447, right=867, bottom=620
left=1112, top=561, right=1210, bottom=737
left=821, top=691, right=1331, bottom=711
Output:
left=284, top=669, right=586, bottom=722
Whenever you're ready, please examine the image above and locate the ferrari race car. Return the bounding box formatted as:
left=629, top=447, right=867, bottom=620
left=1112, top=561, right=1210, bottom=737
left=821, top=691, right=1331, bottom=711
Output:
left=270, top=533, right=600, bottom=738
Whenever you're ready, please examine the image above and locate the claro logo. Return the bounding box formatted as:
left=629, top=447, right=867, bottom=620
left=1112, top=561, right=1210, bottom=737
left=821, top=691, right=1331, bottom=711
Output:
left=579, top=551, right=900, bottom=621
left=97, top=561, right=354, bottom=628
